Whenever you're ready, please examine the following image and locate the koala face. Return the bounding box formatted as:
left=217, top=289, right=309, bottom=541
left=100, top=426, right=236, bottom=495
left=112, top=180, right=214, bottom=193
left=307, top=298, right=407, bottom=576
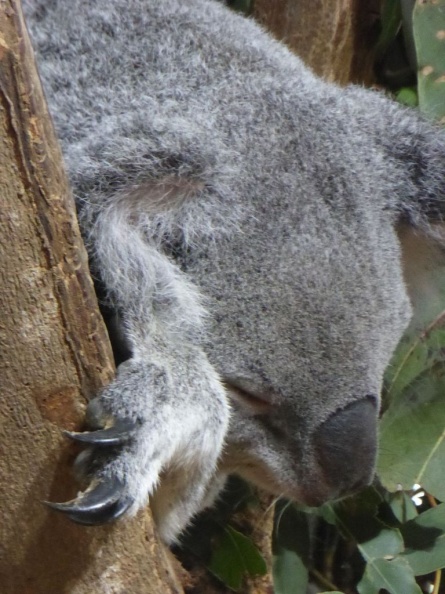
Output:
left=195, top=181, right=413, bottom=505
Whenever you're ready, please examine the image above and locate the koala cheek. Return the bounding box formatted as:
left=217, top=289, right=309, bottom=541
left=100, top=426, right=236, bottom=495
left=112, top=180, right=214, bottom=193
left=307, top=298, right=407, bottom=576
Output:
left=312, top=397, right=378, bottom=499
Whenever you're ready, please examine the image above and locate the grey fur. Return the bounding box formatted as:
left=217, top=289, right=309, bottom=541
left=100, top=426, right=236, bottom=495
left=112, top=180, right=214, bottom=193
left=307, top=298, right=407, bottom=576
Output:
left=24, top=0, right=445, bottom=543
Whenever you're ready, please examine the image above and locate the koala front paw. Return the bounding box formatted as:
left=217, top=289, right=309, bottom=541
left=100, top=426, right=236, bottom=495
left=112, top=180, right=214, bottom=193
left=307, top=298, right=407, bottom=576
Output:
left=45, top=354, right=230, bottom=542
left=45, top=401, right=139, bottom=525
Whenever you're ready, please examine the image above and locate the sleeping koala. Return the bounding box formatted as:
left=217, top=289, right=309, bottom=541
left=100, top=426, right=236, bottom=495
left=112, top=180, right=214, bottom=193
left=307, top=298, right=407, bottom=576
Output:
left=24, top=0, right=445, bottom=543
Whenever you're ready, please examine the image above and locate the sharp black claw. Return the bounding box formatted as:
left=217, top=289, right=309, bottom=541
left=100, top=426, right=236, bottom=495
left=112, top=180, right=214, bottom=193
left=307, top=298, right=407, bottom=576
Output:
left=44, top=477, right=134, bottom=525
left=63, top=418, right=137, bottom=446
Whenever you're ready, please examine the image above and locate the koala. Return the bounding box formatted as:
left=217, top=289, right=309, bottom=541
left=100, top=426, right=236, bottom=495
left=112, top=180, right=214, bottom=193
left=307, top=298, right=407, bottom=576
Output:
left=24, top=0, right=445, bottom=544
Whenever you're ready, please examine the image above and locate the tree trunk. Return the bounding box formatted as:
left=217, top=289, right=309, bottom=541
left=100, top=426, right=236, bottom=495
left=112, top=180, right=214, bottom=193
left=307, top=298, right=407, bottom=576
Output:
left=0, top=2, right=183, bottom=592
left=253, top=0, right=379, bottom=85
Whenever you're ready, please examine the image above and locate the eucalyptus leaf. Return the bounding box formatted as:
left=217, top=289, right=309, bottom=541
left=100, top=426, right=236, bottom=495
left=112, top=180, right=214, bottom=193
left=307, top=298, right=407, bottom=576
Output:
left=227, top=0, right=252, bottom=14
left=401, top=503, right=445, bottom=575
left=273, top=548, right=308, bottom=594
left=385, top=321, right=445, bottom=405
left=376, top=0, right=403, bottom=59
left=359, top=527, right=404, bottom=561
left=272, top=502, right=311, bottom=594
left=322, top=491, right=404, bottom=563
left=326, top=489, right=403, bottom=559
left=385, top=337, right=429, bottom=401
left=387, top=491, right=418, bottom=524
left=413, top=0, right=445, bottom=122
left=396, top=86, right=418, bottom=107
left=357, top=557, right=422, bottom=594
left=378, top=373, right=445, bottom=501
left=208, top=525, right=267, bottom=591
left=322, top=493, right=411, bottom=594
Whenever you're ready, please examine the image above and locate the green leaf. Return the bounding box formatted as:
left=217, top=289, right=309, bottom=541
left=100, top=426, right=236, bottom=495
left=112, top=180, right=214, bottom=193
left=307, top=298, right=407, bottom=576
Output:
left=413, top=0, right=445, bottom=122
left=319, top=491, right=416, bottom=594
left=357, top=557, right=422, bottom=594
left=385, top=337, right=429, bottom=401
left=385, top=319, right=445, bottom=405
left=319, top=491, right=403, bottom=563
left=387, top=491, right=418, bottom=524
left=359, top=526, right=404, bottom=561
left=273, top=548, right=308, bottom=594
left=376, top=0, right=403, bottom=59
left=401, top=503, right=445, bottom=575
left=227, top=0, right=252, bottom=14
left=208, top=526, right=267, bottom=591
left=396, top=87, right=419, bottom=107
left=378, top=372, right=445, bottom=500
left=325, top=489, right=404, bottom=559
left=272, top=503, right=311, bottom=594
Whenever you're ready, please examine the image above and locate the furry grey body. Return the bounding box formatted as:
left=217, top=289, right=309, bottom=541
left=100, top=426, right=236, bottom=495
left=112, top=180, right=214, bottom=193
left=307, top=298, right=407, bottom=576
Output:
left=24, top=0, right=445, bottom=542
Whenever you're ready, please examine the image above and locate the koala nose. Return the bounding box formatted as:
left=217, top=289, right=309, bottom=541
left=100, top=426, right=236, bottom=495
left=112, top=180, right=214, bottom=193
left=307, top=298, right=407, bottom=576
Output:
left=313, top=398, right=378, bottom=498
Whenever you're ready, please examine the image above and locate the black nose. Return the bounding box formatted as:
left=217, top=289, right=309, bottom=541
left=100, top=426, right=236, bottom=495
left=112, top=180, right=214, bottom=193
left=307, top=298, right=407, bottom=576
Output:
left=313, top=398, right=377, bottom=497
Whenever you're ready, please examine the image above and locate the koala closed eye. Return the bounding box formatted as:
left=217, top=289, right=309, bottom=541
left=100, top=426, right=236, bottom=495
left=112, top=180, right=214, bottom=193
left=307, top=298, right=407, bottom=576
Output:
left=223, top=378, right=276, bottom=415
left=24, top=0, right=445, bottom=543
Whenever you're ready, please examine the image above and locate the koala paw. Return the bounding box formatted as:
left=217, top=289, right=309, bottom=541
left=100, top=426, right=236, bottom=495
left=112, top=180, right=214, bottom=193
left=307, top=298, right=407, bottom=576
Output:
left=45, top=355, right=230, bottom=542
left=45, top=405, right=138, bottom=525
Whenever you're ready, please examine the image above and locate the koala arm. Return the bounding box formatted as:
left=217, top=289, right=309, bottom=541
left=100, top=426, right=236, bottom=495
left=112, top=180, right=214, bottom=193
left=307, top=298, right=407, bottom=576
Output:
left=48, top=184, right=230, bottom=544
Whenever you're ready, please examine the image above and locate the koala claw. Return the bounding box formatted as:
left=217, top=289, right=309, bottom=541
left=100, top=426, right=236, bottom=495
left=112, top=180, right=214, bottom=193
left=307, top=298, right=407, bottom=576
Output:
left=44, top=477, right=133, bottom=525
left=63, top=418, right=137, bottom=446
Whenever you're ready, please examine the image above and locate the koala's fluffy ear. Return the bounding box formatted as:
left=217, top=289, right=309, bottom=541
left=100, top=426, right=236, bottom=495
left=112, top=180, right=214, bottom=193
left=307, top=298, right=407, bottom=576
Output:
left=392, top=121, right=445, bottom=229
left=397, top=224, right=445, bottom=327
left=390, top=115, right=445, bottom=325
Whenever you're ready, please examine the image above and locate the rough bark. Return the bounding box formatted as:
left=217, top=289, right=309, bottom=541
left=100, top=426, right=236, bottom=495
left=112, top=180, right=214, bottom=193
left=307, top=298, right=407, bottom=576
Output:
left=0, top=2, right=183, bottom=593
left=253, top=0, right=380, bottom=85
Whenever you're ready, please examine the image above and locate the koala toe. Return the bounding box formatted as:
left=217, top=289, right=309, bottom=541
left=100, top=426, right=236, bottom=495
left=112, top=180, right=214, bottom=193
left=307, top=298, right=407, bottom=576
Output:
left=44, top=476, right=134, bottom=525
left=63, top=417, right=137, bottom=447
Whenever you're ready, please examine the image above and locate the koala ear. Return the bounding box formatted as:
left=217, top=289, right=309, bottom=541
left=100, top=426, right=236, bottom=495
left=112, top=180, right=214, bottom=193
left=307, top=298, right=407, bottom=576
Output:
left=391, top=117, right=445, bottom=323
left=397, top=223, right=445, bottom=325
left=368, top=96, right=445, bottom=325
left=394, top=125, right=445, bottom=228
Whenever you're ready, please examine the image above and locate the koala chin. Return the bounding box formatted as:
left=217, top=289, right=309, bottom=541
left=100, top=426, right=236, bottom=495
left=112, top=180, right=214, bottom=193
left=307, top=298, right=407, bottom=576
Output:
left=24, top=0, right=445, bottom=543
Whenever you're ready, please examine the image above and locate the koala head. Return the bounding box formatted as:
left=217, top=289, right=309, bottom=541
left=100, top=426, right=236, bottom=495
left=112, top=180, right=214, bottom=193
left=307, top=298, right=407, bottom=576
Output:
left=189, top=92, right=443, bottom=505
left=201, top=205, right=412, bottom=504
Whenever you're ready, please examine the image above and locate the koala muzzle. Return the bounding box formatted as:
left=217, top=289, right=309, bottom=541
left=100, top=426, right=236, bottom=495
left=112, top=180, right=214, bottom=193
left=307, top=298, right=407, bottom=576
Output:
left=313, top=397, right=378, bottom=500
